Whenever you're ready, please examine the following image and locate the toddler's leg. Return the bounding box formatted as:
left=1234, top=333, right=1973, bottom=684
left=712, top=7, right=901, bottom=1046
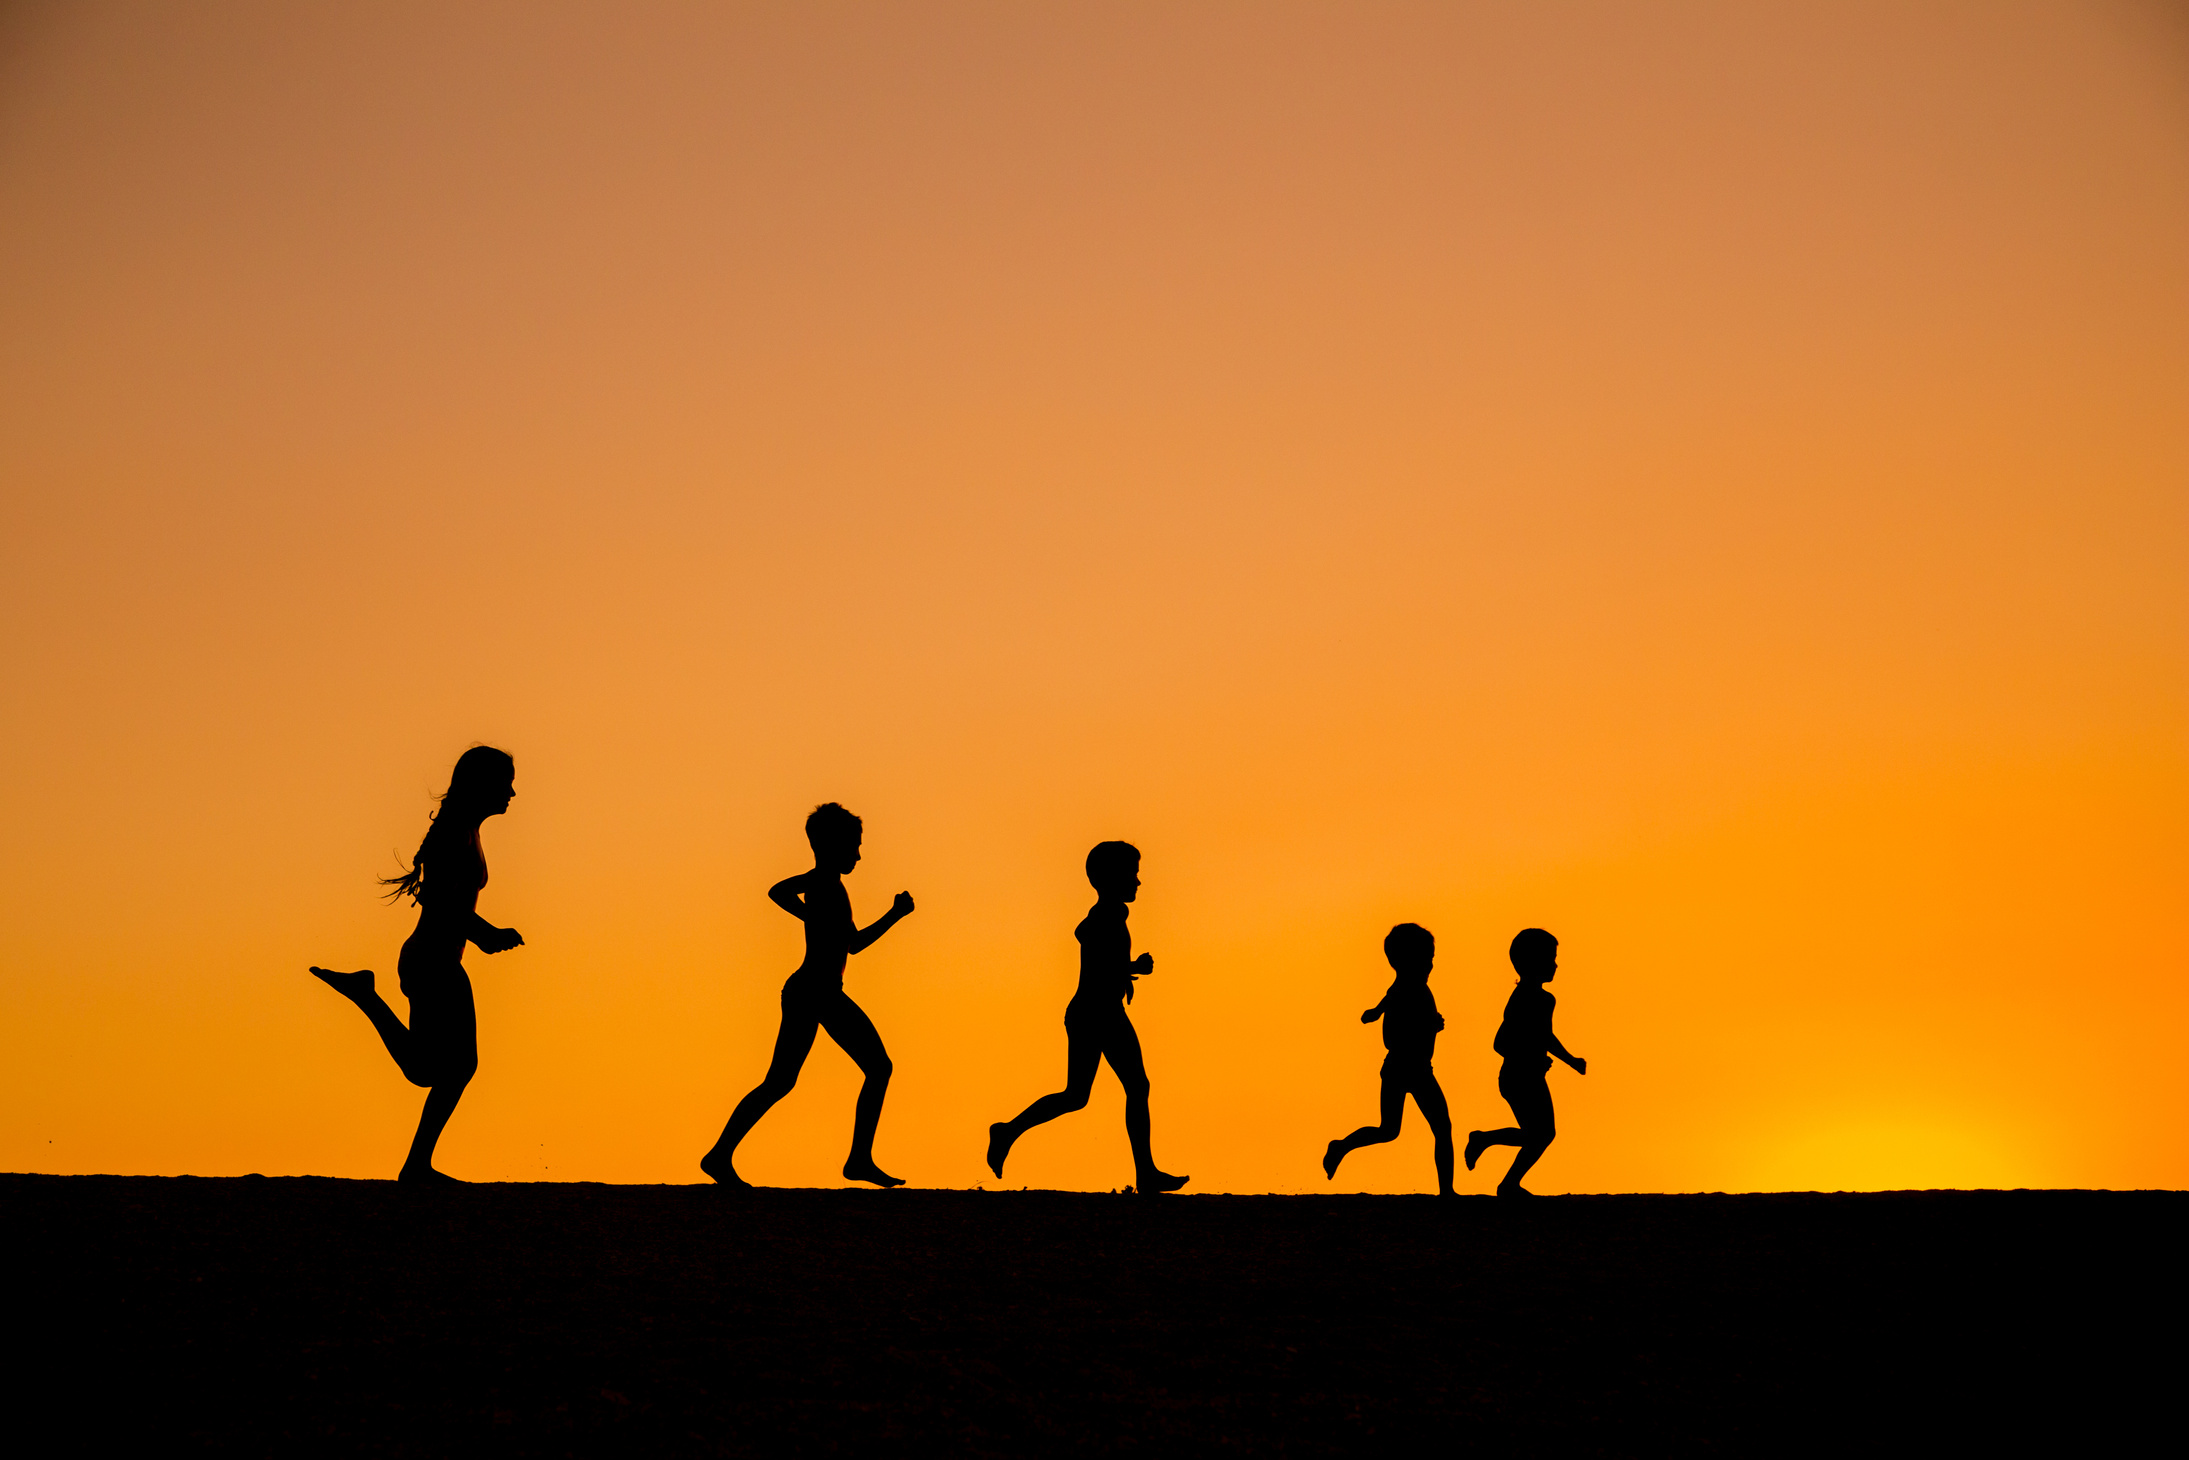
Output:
left=1324, top=1073, right=1407, bottom=1178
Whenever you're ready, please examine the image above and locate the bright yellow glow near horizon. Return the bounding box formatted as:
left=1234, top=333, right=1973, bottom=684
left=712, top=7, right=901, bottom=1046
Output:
left=2, top=1, right=2185, bottom=1193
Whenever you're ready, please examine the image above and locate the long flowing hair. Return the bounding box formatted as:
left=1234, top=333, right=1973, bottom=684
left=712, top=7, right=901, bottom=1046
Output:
left=380, top=745, right=515, bottom=904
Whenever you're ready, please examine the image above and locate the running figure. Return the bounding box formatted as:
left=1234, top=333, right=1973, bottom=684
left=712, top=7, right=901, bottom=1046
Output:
left=308, top=745, right=524, bottom=1184
left=701, top=803, right=914, bottom=1189
left=986, top=841, right=1188, bottom=1195
left=1321, top=923, right=1455, bottom=1195
left=1466, top=927, right=1587, bottom=1196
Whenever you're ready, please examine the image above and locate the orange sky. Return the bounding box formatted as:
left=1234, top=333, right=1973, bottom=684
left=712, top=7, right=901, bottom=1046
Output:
left=2, top=1, right=2184, bottom=1194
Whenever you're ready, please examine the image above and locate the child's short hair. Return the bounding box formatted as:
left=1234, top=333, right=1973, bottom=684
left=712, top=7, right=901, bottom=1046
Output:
left=1384, top=922, right=1434, bottom=969
left=805, top=802, right=863, bottom=849
left=1085, top=840, right=1141, bottom=888
left=1509, top=927, right=1558, bottom=972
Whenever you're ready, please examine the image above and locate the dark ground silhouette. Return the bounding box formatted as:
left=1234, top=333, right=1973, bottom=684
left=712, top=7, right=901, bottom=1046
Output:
left=702, top=804, right=913, bottom=1190
left=5, top=1176, right=2172, bottom=1451
left=987, top=841, right=1186, bottom=1193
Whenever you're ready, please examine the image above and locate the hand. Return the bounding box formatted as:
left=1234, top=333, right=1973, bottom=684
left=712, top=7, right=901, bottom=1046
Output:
left=1570, top=1055, right=1587, bottom=1075
left=479, top=926, right=525, bottom=954
left=1131, top=952, right=1153, bottom=978
left=892, top=891, right=915, bottom=918
left=1360, top=1007, right=1381, bottom=1023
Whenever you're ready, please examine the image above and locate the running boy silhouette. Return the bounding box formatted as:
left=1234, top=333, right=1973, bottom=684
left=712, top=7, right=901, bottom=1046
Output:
left=1466, top=927, right=1586, bottom=1196
left=1321, top=923, right=1455, bottom=1194
left=985, top=841, right=1188, bottom=1194
left=700, top=803, right=914, bottom=1189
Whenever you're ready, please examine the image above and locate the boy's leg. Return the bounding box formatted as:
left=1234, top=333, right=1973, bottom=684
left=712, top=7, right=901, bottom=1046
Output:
left=1104, top=1015, right=1185, bottom=1192
left=1410, top=1073, right=1456, bottom=1195
left=990, top=1023, right=1102, bottom=1176
left=821, top=993, right=903, bottom=1187
left=702, top=992, right=821, bottom=1184
left=1496, top=1071, right=1557, bottom=1194
left=1324, top=1068, right=1406, bottom=1178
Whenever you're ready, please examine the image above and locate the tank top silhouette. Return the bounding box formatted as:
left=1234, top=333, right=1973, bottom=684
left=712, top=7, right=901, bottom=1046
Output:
left=1070, top=901, right=1134, bottom=1011
left=1493, top=983, right=1555, bottom=1073
left=1380, top=981, right=1441, bottom=1065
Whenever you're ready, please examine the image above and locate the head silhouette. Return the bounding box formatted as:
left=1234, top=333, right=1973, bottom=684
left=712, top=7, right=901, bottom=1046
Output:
left=380, top=744, right=516, bottom=903
left=1086, top=840, right=1142, bottom=902
left=806, top=802, right=864, bottom=873
left=1384, top=922, right=1435, bottom=977
left=1510, top=927, right=1558, bottom=983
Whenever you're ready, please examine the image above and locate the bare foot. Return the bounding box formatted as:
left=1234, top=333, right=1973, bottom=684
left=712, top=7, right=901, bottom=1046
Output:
left=699, top=1152, right=750, bottom=1189
left=1136, top=1169, right=1189, bottom=1195
left=986, top=1123, right=1012, bottom=1179
left=309, top=966, right=375, bottom=1001
left=1497, top=1183, right=1534, bottom=1198
left=398, top=1165, right=463, bottom=1187
left=1322, top=1139, right=1344, bottom=1180
left=1464, top=1131, right=1488, bottom=1171
left=843, top=1160, right=905, bottom=1189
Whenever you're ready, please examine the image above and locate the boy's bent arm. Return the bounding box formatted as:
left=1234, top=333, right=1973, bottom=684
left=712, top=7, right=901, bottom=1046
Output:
left=768, top=874, right=810, bottom=920
left=849, top=891, right=916, bottom=953
left=1548, top=1033, right=1586, bottom=1073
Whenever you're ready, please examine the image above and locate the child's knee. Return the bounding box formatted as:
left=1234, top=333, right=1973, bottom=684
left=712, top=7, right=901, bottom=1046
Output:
left=865, top=1054, right=894, bottom=1082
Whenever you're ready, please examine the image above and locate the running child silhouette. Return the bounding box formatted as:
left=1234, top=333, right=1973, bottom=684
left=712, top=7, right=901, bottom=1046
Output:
left=700, top=803, right=915, bottom=1190
left=985, top=840, right=1188, bottom=1195
left=1321, top=923, right=1455, bottom=1195
left=1466, top=927, right=1586, bottom=1196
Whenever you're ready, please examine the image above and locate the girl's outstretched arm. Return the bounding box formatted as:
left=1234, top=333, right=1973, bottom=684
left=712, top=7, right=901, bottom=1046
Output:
left=468, top=914, right=524, bottom=953
left=769, top=874, right=812, bottom=921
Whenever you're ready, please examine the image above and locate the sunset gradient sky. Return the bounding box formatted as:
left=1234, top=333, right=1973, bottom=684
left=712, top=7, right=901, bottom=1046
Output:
left=3, top=1, right=2185, bottom=1193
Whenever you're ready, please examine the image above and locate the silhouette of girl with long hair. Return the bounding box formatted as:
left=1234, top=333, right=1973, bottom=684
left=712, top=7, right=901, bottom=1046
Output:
left=986, top=841, right=1188, bottom=1194
left=309, top=746, right=524, bottom=1184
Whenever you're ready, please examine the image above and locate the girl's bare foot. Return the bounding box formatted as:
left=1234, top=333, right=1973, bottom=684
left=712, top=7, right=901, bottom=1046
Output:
left=843, top=1160, right=905, bottom=1188
left=309, top=966, right=376, bottom=1001
left=398, top=1165, right=463, bottom=1186
left=986, top=1123, right=1012, bottom=1179
left=1497, top=1183, right=1534, bottom=1197
left=1322, top=1140, right=1344, bottom=1180
left=699, top=1152, right=751, bottom=1189
left=1464, top=1131, right=1488, bottom=1171
left=1136, top=1168, right=1189, bottom=1194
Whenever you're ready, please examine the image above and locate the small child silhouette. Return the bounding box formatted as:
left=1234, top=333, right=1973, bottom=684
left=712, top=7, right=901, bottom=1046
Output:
left=1466, top=927, right=1586, bottom=1196
left=700, top=803, right=915, bottom=1190
left=1322, top=923, right=1455, bottom=1194
left=985, top=841, right=1188, bottom=1195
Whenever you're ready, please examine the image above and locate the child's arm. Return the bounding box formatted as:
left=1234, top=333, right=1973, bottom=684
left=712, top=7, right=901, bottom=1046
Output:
left=468, top=914, right=524, bottom=954
left=1361, top=979, right=1395, bottom=1023
left=849, top=891, right=916, bottom=953
left=768, top=874, right=811, bottom=920
left=1548, top=1031, right=1586, bottom=1075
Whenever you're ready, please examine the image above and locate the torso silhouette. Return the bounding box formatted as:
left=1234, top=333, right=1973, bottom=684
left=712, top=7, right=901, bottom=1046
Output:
left=402, top=831, right=486, bottom=973
left=1381, top=979, right=1441, bottom=1064
left=1069, top=900, right=1133, bottom=1014
left=1493, top=983, right=1555, bottom=1073
left=790, top=874, right=855, bottom=987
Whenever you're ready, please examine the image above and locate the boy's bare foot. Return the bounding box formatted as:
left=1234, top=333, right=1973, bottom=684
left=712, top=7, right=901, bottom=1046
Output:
left=1136, top=1168, right=1189, bottom=1195
left=1322, top=1139, right=1344, bottom=1180
left=699, top=1152, right=750, bottom=1189
left=397, top=1165, right=463, bottom=1187
left=1496, top=1183, right=1534, bottom=1197
left=843, top=1160, right=905, bottom=1189
left=1464, top=1131, right=1488, bottom=1171
left=309, top=966, right=375, bottom=1001
left=986, top=1123, right=1012, bottom=1179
